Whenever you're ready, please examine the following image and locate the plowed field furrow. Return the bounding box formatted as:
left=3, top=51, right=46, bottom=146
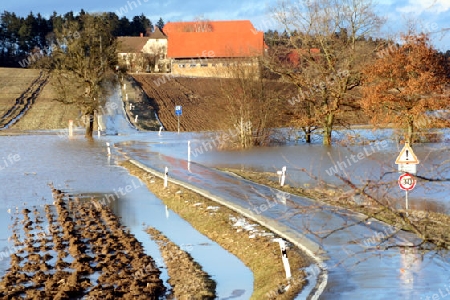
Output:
left=0, top=70, right=49, bottom=129
left=132, top=74, right=225, bottom=132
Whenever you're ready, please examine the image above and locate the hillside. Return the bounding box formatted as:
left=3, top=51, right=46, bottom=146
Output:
left=0, top=68, right=368, bottom=134
left=131, top=74, right=298, bottom=132
left=131, top=74, right=230, bottom=131
left=0, top=68, right=80, bottom=132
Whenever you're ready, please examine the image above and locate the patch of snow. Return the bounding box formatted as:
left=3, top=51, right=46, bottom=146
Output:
left=206, top=206, right=219, bottom=211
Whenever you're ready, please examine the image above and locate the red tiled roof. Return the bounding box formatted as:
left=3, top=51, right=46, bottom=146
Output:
left=286, top=48, right=321, bottom=66
left=163, top=20, right=264, bottom=58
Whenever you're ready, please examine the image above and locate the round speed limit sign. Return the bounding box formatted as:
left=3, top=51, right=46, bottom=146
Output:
left=398, top=173, right=416, bottom=191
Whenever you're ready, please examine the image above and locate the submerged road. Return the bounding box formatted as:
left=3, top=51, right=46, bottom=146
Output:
left=99, top=86, right=450, bottom=299
left=113, top=139, right=450, bottom=299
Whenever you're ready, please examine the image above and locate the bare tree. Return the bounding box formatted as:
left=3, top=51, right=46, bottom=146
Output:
left=50, top=13, right=118, bottom=138
left=215, top=59, right=287, bottom=149
left=267, top=0, right=385, bottom=145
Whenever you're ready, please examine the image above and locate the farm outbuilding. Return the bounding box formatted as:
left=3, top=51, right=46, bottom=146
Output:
left=162, top=20, right=266, bottom=78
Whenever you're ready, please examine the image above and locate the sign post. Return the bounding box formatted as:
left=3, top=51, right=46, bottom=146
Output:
left=175, top=105, right=182, bottom=134
left=398, top=173, right=416, bottom=209
left=395, top=142, right=419, bottom=210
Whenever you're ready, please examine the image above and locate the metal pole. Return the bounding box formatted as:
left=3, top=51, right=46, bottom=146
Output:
left=177, top=115, right=180, bottom=134
left=405, top=190, right=409, bottom=210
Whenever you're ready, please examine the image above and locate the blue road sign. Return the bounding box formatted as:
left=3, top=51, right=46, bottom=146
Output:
left=175, top=105, right=182, bottom=116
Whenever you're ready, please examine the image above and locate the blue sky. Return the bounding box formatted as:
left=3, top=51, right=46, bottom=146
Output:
left=3, top=0, right=449, bottom=51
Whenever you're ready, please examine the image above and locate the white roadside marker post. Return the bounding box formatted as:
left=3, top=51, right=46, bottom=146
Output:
left=158, top=126, right=163, bottom=136
left=281, top=166, right=286, bottom=186
left=164, top=167, right=168, bottom=188
left=276, top=238, right=292, bottom=279
left=68, top=120, right=73, bottom=138
left=188, top=141, right=191, bottom=162
left=135, top=115, right=138, bottom=123
left=277, top=166, right=287, bottom=186
left=106, top=142, right=111, bottom=156
left=188, top=141, right=191, bottom=172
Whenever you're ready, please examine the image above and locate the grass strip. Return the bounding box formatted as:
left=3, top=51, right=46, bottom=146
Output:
left=121, top=160, right=310, bottom=299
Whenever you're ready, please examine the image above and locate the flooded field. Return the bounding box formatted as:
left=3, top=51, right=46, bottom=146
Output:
left=0, top=135, right=253, bottom=299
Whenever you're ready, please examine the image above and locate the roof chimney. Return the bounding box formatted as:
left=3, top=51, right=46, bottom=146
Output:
left=140, top=32, right=143, bottom=37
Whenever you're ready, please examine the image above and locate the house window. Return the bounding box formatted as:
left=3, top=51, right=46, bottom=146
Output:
left=190, top=64, right=197, bottom=68
left=200, top=63, right=208, bottom=67
left=178, top=64, right=185, bottom=68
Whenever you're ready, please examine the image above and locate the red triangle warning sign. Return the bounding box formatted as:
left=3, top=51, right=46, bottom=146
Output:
left=395, top=142, right=419, bottom=164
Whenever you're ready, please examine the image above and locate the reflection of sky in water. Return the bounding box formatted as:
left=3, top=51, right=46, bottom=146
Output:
left=113, top=130, right=450, bottom=213
left=115, top=137, right=450, bottom=300
left=0, top=134, right=253, bottom=299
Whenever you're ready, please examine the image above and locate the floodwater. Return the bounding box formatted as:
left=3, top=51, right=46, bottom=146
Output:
left=151, top=132, right=450, bottom=213
left=0, top=133, right=253, bottom=299
left=2, top=84, right=450, bottom=299
left=115, top=138, right=450, bottom=299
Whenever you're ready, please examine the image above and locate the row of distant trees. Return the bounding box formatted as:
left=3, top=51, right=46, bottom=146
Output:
left=0, top=10, right=164, bottom=67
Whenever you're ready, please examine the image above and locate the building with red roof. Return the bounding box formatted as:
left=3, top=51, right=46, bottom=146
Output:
left=162, top=20, right=266, bottom=77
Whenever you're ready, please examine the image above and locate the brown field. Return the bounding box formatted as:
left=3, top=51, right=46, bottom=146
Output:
left=132, top=74, right=368, bottom=133
left=0, top=68, right=80, bottom=132
left=0, top=68, right=41, bottom=116
left=131, top=74, right=229, bottom=131
left=0, top=68, right=367, bottom=134
left=0, top=190, right=165, bottom=299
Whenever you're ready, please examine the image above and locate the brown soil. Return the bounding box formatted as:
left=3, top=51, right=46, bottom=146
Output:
left=122, top=160, right=310, bottom=299
left=131, top=74, right=227, bottom=131
left=146, top=227, right=216, bottom=299
left=0, top=187, right=166, bottom=299
left=131, top=74, right=369, bottom=133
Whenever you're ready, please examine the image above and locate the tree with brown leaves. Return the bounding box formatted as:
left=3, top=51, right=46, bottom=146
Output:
left=361, top=33, right=449, bottom=143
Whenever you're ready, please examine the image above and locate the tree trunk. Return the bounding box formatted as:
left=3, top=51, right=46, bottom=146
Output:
left=302, top=126, right=312, bottom=143
left=407, top=118, right=414, bottom=144
left=323, top=113, right=334, bottom=145
left=85, top=114, right=94, bottom=138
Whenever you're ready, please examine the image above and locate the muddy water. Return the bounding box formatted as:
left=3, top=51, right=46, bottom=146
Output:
left=0, top=135, right=253, bottom=299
